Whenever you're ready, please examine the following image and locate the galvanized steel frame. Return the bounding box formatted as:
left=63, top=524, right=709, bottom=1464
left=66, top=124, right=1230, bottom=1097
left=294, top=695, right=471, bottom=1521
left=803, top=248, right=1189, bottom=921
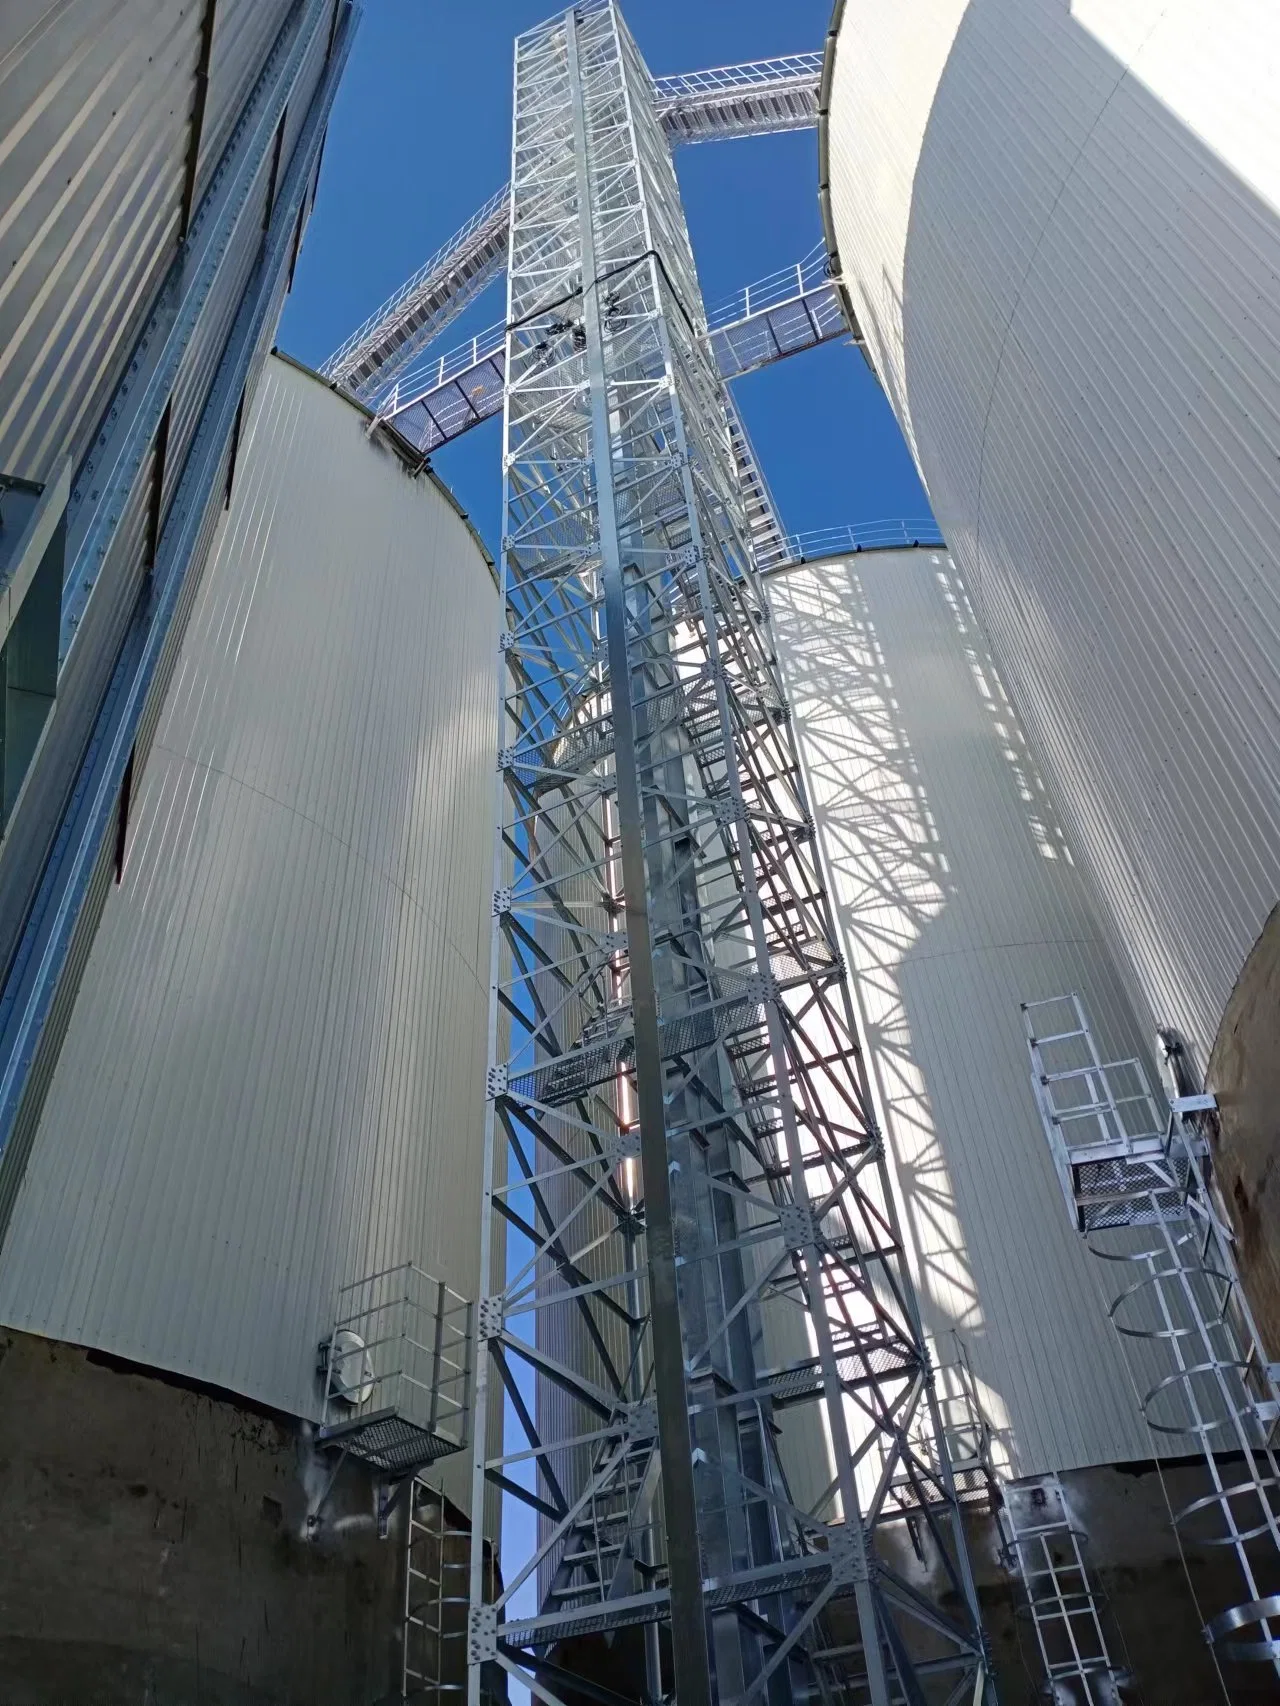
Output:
left=323, top=53, right=823, bottom=405
left=364, top=253, right=847, bottom=445
left=1024, top=997, right=1280, bottom=1678
left=650, top=53, right=822, bottom=144
left=468, top=6, right=990, bottom=1703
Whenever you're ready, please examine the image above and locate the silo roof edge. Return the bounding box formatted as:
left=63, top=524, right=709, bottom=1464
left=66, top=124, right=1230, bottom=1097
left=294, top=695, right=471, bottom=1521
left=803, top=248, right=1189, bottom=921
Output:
left=270, top=346, right=498, bottom=586
left=817, top=0, right=863, bottom=346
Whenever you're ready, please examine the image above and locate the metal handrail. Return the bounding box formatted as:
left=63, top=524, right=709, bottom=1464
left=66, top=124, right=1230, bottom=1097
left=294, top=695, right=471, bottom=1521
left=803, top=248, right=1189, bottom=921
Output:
left=777, top=520, right=945, bottom=561
left=326, top=59, right=825, bottom=389
left=381, top=319, right=507, bottom=415
left=323, top=183, right=510, bottom=381
left=382, top=246, right=843, bottom=420
left=652, top=53, right=822, bottom=103
left=705, top=242, right=831, bottom=331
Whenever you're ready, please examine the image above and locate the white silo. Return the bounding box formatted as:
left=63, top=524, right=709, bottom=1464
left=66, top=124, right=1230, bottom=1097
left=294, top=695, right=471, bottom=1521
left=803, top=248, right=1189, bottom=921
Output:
left=0, top=354, right=497, bottom=1700
left=819, top=1, right=1280, bottom=1328
left=768, top=542, right=1241, bottom=1703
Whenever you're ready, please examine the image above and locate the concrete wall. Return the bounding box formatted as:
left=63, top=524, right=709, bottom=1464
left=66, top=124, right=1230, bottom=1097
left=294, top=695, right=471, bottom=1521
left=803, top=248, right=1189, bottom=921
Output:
left=875, top=1460, right=1278, bottom=1705
left=0, top=1326, right=402, bottom=1705
left=1207, top=903, right=1280, bottom=1355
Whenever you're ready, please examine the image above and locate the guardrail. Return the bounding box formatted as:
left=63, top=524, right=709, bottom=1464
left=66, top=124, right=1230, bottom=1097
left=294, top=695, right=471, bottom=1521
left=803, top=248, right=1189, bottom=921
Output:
left=706, top=242, right=831, bottom=331
left=776, top=519, right=945, bottom=561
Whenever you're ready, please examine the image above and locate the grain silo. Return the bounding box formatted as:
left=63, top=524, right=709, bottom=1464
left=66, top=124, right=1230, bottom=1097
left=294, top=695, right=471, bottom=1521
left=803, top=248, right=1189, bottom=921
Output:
left=819, top=1, right=1280, bottom=1342
left=0, top=354, right=498, bottom=1702
left=0, top=0, right=357, bottom=1255
left=769, top=541, right=1265, bottom=1704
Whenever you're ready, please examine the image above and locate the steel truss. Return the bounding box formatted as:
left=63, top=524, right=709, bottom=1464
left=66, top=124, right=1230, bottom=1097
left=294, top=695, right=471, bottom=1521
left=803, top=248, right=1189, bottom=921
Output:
left=467, top=7, right=991, bottom=1705
left=652, top=54, right=821, bottom=144
left=367, top=250, right=847, bottom=452
left=323, top=55, right=822, bottom=402
left=1024, top=995, right=1280, bottom=1679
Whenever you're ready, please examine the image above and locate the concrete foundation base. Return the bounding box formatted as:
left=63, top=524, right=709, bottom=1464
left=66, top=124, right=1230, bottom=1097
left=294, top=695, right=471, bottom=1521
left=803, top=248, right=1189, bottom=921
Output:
left=878, top=1461, right=1279, bottom=1703
left=3, top=1323, right=1276, bottom=1702
left=0, top=1329, right=407, bottom=1705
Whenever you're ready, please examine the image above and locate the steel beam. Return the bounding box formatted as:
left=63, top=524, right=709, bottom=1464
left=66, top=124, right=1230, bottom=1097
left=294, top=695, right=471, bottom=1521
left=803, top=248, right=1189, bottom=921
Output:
left=651, top=54, right=821, bottom=144
left=468, top=5, right=992, bottom=1705
left=323, top=53, right=823, bottom=402
left=375, top=264, right=848, bottom=456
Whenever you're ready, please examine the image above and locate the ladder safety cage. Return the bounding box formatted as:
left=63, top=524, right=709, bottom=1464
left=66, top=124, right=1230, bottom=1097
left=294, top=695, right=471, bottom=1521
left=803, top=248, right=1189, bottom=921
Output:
left=934, top=1331, right=1127, bottom=1705
left=404, top=1480, right=472, bottom=1705
left=1022, top=993, right=1192, bottom=1233
left=997, top=1476, right=1125, bottom=1706
left=1023, top=993, right=1280, bottom=1677
left=468, top=6, right=993, bottom=1705
left=318, top=1264, right=473, bottom=1476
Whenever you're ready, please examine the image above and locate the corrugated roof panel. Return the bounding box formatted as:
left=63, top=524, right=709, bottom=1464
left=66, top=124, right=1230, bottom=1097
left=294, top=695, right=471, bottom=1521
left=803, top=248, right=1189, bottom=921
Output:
left=770, top=550, right=1158, bottom=1475
left=0, top=358, right=497, bottom=1511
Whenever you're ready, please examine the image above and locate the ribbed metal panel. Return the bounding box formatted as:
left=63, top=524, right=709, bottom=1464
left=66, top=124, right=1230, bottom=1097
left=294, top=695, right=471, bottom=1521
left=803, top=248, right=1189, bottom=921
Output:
left=0, top=361, right=497, bottom=1514
left=197, top=0, right=297, bottom=203
left=826, top=0, right=1280, bottom=1070
left=0, top=0, right=349, bottom=1268
left=159, top=155, right=272, bottom=521
left=279, top=0, right=335, bottom=179
left=769, top=549, right=1155, bottom=1475
left=0, top=1, right=202, bottom=484
left=0, top=440, right=156, bottom=975
left=0, top=0, right=302, bottom=970
left=0, top=0, right=345, bottom=1133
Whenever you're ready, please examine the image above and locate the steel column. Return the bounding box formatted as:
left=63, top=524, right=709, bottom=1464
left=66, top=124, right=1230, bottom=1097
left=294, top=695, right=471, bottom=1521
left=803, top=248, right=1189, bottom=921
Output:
left=468, top=6, right=992, bottom=1704
left=564, top=12, right=713, bottom=1705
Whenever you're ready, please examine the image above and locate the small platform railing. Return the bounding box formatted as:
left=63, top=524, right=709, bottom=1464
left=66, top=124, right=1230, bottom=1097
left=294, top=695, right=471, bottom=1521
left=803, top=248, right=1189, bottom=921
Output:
left=318, top=1264, right=472, bottom=1475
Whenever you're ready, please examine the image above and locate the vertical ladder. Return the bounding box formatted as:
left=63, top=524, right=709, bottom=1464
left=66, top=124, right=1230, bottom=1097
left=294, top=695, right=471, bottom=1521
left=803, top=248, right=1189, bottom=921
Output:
left=404, top=1480, right=469, bottom=1705
left=1023, top=993, right=1280, bottom=1679
left=999, top=1475, right=1123, bottom=1704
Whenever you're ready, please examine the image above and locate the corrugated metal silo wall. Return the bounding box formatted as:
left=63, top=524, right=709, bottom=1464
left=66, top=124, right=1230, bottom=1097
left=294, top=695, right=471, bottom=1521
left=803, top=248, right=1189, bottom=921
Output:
left=0, top=2, right=201, bottom=486
left=769, top=548, right=1160, bottom=1477
left=0, top=357, right=499, bottom=1518
left=0, top=0, right=301, bottom=488
left=0, top=0, right=346, bottom=1211
left=825, top=0, right=1280, bottom=1072
left=199, top=0, right=312, bottom=200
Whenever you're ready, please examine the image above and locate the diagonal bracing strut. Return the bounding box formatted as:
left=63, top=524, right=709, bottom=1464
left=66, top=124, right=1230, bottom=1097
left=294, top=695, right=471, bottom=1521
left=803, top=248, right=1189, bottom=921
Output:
left=323, top=52, right=824, bottom=403
left=467, top=6, right=994, bottom=1706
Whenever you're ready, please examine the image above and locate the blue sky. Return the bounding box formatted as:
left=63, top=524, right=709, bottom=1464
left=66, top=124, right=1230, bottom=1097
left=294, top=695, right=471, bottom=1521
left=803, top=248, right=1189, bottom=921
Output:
left=279, top=0, right=930, bottom=553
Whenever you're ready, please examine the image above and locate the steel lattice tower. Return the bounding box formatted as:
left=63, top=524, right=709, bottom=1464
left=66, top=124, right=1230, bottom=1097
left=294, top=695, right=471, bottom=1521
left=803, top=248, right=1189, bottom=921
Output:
left=467, top=6, right=993, bottom=1703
